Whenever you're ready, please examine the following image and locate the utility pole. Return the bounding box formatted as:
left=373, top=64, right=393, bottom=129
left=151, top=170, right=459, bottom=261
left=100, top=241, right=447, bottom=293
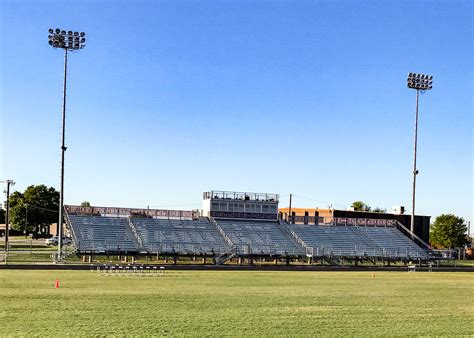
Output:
left=25, top=205, right=28, bottom=238
left=2, top=180, right=15, bottom=252
left=468, top=221, right=471, bottom=241
left=288, top=193, right=292, bottom=224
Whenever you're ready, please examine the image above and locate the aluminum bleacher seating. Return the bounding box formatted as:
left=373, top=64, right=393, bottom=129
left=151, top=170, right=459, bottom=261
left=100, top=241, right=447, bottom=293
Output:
left=357, top=226, right=428, bottom=258
left=68, top=215, right=139, bottom=253
left=216, top=220, right=304, bottom=256
left=130, top=217, right=229, bottom=255
left=67, top=211, right=428, bottom=260
left=288, top=224, right=380, bottom=257
left=287, top=223, right=428, bottom=259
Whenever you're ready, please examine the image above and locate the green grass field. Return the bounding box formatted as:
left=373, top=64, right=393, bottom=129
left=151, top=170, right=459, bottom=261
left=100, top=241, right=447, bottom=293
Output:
left=0, top=270, right=472, bottom=336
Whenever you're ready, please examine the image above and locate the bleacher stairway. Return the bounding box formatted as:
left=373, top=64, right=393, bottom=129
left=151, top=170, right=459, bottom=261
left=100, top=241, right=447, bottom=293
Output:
left=215, top=220, right=305, bottom=256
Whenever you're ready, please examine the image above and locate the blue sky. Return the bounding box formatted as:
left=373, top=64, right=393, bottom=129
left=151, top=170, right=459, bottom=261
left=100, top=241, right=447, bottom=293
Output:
left=1, top=0, right=472, bottom=225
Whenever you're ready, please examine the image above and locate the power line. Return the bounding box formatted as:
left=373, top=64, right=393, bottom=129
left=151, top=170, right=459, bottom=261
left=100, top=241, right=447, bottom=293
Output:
left=290, top=194, right=346, bottom=209
left=24, top=203, right=59, bottom=214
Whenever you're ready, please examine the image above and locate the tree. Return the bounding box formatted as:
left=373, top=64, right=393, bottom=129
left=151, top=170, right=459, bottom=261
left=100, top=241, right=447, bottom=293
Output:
left=430, top=214, right=468, bottom=249
left=8, top=191, right=25, bottom=230
left=0, top=208, right=4, bottom=224
left=372, top=207, right=387, bottom=213
left=351, top=201, right=371, bottom=212
left=8, top=185, right=59, bottom=233
left=80, top=201, right=91, bottom=207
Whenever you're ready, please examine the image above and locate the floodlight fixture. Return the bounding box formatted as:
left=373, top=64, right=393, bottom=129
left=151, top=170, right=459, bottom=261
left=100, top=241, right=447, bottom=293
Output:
left=48, top=28, right=86, bottom=50
left=406, top=72, right=434, bottom=235
left=407, top=72, right=433, bottom=91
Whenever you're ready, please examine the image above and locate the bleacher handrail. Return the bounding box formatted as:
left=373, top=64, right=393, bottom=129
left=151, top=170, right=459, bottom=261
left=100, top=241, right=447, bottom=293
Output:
left=64, top=207, right=82, bottom=247
left=209, top=216, right=234, bottom=247
left=127, top=217, right=144, bottom=250
left=351, top=222, right=386, bottom=256
left=393, top=220, right=431, bottom=251
left=278, top=220, right=313, bottom=257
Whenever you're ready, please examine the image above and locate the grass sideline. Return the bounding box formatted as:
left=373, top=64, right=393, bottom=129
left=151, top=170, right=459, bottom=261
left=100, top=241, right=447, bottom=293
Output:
left=0, top=270, right=473, bottom=336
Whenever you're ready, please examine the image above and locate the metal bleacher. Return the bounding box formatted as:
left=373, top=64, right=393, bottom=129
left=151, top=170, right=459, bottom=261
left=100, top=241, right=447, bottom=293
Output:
left=66, top=210, right=429, bottom=261
left=357, top=226, right=428, bottom=258
left=130, top=217, right=229, bottom=255
left=287, top=223, right=428, bottom=259
left=288, top=224, right=380, bottom=257
left=68, top=215, right=139, bottom=253
left=216, top=220, right=304, bottom=256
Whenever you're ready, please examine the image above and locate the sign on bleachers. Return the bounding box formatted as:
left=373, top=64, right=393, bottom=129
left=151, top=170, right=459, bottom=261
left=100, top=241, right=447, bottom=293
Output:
left=65, top=205, right=200, bottom=219
left=333, top=218, right=396, bottom=227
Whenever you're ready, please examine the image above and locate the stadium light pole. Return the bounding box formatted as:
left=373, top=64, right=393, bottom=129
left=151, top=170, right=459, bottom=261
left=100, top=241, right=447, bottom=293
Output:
left=406, top=72, right=433, bottom=235
left=48, top=28, right=86, bottom=259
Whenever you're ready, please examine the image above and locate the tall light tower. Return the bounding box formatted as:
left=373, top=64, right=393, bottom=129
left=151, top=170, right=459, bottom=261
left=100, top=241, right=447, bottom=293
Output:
left=48, top=28, right=86, bottom=258
left=406, top=72, right=433, bottom=235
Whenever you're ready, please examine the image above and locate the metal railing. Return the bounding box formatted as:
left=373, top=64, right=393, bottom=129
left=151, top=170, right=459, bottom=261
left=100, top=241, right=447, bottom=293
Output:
left=209, top=216, right=234, bottom=247
left=127, top=217, right=144, bottom=250
left=232, top=243, right=301, bottom=256
left=64, top=208, right=81, bottom=245
left=204, top=191, right=279, bottom=202
left=216, top=246, right=237, bottom=264
left=278, top=220, right=313, bottom=257
left=147, top=242, right=229, bottom=255
left=351, top=222, right=386, bottom=257
left=51, top=245, right=77, bottom=262
left=394, top=220, right=432, bottom=252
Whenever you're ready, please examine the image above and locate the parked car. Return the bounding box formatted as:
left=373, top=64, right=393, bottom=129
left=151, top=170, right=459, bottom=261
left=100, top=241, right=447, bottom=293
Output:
left=32, top=233, right=51, bottom=240
left=45, top=236, right=72, bottom=246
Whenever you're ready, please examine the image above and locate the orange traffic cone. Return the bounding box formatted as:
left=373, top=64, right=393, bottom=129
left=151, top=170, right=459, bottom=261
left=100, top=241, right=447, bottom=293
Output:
left=55, top=279, right=59, bottom=288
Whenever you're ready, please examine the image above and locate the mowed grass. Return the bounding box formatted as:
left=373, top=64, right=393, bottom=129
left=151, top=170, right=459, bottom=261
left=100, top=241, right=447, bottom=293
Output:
left=0, top=270, right=472, bottom=336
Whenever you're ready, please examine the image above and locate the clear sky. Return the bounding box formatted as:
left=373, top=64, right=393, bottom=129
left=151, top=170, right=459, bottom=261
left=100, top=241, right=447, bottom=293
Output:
left=1, top=0, right=472, bottom=225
